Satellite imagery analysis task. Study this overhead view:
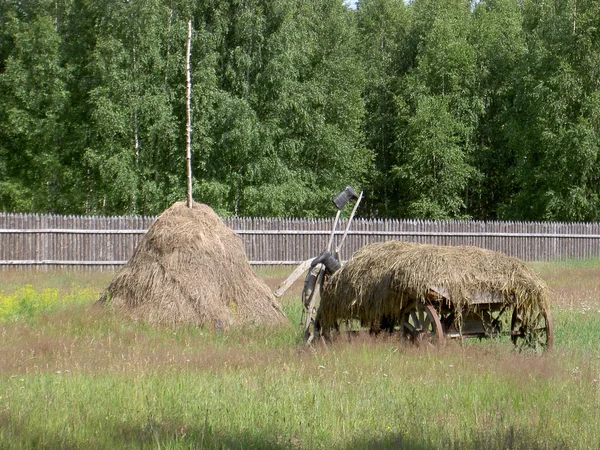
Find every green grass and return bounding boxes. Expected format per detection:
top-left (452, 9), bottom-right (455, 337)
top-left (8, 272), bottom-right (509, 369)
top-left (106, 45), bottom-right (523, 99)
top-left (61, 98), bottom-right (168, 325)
top-left (1, 261), bottom-right (600, 449)
top-left (2, 342), bottom-right (598, 449)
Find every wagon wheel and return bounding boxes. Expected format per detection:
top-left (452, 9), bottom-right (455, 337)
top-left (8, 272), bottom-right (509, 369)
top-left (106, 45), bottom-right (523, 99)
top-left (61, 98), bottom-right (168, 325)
top-left (511, 305), bottom-right (554, 352)
top-left (400, 301), bottom-right (444, 345)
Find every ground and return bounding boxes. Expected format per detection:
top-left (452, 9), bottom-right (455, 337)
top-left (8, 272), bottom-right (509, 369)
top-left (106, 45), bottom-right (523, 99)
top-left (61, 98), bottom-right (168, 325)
top-left (0, 261), bottom-right (599, 449)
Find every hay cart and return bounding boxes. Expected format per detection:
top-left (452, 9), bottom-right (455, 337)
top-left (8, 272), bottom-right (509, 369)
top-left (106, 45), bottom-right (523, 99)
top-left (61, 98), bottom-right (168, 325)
top-left (274, 194), bottom-right (553, 352)
top-left (313, 241), bottom-right (554, 352)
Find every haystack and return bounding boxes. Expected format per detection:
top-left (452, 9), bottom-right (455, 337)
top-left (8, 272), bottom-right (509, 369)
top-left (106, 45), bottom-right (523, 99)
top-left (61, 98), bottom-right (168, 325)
top-left (97, 201), bottom-right (286, 328)
top-left (317, 240), bottom-right (548, 331)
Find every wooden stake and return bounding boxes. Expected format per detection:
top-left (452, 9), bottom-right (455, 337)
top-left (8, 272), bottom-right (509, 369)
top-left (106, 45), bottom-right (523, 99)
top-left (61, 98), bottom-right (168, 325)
top-left (185, 19), bottom-right (193, 208)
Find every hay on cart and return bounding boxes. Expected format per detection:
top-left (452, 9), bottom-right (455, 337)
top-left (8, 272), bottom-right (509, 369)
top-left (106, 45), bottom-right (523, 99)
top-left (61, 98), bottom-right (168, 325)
top-left (97, 201), bottom-right (287, 328)
top-left (316, 240), bottom-right (549, 332)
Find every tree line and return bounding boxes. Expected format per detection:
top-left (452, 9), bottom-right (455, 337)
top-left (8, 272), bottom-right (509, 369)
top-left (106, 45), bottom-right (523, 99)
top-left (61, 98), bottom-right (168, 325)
top-left (1, 0), bottom-right (599, 221)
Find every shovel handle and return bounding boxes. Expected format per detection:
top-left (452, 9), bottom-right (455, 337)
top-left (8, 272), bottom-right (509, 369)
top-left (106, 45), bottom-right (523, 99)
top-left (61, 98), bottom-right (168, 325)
top-left (335, 191), bottom-right (363, 253)
top-left (326, 209), bottom-right (342, 252)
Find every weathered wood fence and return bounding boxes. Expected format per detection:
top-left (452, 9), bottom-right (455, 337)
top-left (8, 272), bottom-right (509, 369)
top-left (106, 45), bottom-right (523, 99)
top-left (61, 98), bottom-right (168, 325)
top-left (1, 213), bottom-right (600, 268)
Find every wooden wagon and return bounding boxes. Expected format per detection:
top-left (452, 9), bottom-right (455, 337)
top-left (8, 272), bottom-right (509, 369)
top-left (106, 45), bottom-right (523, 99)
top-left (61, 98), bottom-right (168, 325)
top-left (311, 240), bottom-right (554, 351)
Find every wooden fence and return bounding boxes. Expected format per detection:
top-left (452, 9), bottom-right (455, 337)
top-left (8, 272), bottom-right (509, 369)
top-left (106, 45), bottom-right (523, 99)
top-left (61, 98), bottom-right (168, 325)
top-left (1, 212), bottom-right (600, 269)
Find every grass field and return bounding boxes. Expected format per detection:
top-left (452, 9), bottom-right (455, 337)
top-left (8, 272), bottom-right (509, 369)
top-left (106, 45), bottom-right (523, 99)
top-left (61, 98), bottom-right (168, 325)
top-left (1, 261), bottom-right (600, 449)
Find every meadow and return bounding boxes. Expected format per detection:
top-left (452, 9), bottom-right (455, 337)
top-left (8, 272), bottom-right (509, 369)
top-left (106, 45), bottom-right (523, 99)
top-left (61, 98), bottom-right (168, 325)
top-left (1, 261), bottom-right (600, 449)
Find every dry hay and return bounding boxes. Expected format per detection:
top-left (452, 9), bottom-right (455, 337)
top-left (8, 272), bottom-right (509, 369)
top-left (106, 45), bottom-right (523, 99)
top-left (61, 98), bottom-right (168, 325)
top-left (97, 201), bottom-right (287, 328)
top-left (316, 240), bottom-right (549, 331)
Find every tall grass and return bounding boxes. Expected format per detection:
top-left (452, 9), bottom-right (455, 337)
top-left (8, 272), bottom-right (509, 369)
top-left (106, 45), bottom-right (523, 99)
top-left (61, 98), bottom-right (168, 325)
top-left (1, 261), bottom-right (600, 449)
top-left (1, 342), bottom-right (597, 449)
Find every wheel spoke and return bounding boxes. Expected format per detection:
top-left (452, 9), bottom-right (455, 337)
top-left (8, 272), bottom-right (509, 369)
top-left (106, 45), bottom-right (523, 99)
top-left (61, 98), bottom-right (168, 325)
top-left (417, 307), bottom-right (425, 326)
top-left (423, 315), bottom-right (432, 330)
top-left (410, 311), bottom-right (419, 328)
top-left (403, 321), bottom-right (416, 335)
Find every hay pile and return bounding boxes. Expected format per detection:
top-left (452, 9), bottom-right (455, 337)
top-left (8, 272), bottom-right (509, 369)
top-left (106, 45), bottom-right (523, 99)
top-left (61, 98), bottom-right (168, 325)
top-left (317, 240), bottom-right (548, 331)
top-left (98, 201), bottom-right (286, 328)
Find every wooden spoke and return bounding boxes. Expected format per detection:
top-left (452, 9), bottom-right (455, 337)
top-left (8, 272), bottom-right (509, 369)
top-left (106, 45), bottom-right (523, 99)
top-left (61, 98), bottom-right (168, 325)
top-left (423, 316), bottom-right (432, 329)
top-left (410, 311), bottom-right (419, 330)
top-left (403, 321), bottom-right (416, 334)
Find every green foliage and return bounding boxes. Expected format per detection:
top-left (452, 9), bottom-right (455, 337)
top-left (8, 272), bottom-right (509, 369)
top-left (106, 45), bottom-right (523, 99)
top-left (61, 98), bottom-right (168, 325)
top-left (497, 0), bottom-right (600, 220)
top-left (185, 0), bottom-right (369, 217)
top-left (467, 0), bottom-right (527, 218)
top-left (0, 2), bottom-right (68, 211)
top-left (1, 0), bottom-right (600, 220)
top-left (394, 95), bottom-right (475, 219)
top-left (360, 0), bottom-right (478, 218)
top-left (357, 0), bottom-right (410, 216)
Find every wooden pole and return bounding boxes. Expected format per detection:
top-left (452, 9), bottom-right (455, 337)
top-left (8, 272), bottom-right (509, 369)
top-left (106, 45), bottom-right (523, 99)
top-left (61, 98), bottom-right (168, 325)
top-left (185, 19), bottom-right (193, 208)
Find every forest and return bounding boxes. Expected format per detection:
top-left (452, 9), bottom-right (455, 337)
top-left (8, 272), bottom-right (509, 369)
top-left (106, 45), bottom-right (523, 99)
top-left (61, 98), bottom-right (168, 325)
top-left (0, 0), bottom-right (599, 221)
